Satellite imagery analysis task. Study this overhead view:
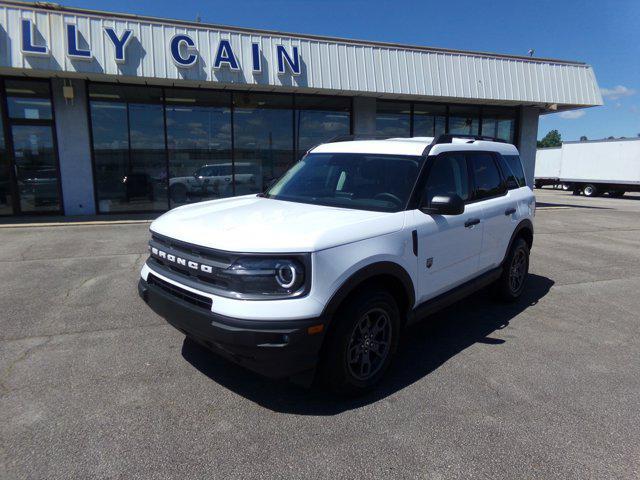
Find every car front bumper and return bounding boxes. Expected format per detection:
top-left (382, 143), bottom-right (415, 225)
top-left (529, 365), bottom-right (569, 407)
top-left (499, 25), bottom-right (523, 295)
top-left (138, 277), bottom-right (326, 380)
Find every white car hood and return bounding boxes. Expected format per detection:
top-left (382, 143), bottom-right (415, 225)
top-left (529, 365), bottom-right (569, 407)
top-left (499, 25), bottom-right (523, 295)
top-left (150, 195), bottom-right (405, 253)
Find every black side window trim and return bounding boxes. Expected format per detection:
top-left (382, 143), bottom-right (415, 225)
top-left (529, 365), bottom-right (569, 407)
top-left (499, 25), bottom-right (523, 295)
top-left (465, 150), bottom-right (508, 204)
top-left (414, 151), bottom-right (473, 207)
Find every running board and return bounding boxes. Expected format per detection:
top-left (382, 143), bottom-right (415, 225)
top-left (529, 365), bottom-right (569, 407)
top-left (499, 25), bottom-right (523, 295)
top-left (407, 267), bottom-right (503, 326)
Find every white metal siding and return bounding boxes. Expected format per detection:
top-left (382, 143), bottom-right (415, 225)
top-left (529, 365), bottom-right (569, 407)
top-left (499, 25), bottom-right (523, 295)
top-left (0, 3), bottom-right (602, 107)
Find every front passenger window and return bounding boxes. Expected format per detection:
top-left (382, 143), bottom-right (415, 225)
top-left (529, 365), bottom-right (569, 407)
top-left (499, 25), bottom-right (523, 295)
top-left (469, 153), bottom-right (506, 200)
top-left (422, 153), bottom-right (470, 207)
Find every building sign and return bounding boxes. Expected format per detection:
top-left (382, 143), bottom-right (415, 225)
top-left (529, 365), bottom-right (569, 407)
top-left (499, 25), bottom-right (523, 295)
top-left (20, 18), bottom-right (301, 75)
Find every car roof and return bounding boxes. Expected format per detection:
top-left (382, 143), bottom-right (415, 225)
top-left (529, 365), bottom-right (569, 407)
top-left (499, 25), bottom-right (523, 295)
top-left (310, 136), bottom-right (519, 156)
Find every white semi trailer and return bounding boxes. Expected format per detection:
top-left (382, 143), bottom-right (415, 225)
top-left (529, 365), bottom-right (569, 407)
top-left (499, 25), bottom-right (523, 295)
top-left (535, 138), bottom-right (640, 197)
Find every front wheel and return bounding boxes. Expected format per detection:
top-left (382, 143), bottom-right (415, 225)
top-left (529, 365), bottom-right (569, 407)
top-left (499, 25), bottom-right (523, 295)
top-left (321, 290), bottom-right (400, 395)
top-left (495, 238), bottom-right (530, 302)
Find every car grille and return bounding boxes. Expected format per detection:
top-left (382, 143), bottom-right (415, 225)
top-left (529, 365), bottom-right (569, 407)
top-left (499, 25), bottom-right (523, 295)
top-left (147, 273), bottom-right (212, 311)
top-left (148, 233), bottom-right (234, 290)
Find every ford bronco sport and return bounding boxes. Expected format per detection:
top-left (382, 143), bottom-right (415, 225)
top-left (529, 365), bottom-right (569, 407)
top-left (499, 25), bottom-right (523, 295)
top-left (138, 134), bottom-right (535, 394)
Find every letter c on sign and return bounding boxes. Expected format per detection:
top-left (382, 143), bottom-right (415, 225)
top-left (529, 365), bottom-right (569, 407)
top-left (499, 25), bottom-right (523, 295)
top-left (170, 34), bottom-right (197, 67)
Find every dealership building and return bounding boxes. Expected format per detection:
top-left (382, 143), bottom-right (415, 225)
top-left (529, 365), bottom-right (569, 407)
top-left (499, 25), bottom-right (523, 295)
top-left (0, 1), bottom-right (602, 216)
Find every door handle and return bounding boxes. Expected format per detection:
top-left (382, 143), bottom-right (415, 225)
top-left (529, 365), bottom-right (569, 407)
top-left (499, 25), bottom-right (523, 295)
top-left (504, 208), bottom-right (516, 216)
top-left (464, 218), bottom-right (480, 228)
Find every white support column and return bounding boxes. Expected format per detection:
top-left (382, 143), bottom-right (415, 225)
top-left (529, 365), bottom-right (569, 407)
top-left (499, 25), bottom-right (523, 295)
top-left (51, 78), bottom-right (96, 215)
top-left (517, 106), bottom-right (540, 188)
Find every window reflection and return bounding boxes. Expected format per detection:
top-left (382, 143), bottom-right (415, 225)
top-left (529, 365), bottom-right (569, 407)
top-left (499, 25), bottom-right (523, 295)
top-left (481, 107), bottom-right (517, 143)
top-left (413, 104), bottom-right (446, 137)
top-left (295, 95), bottom-right (350, 158)
top-left (166, 90), bottom-right (233, 207)
top-left (11, 125), bottom-right (60, 212)
top-left (127, 103), bottom-right (167, 211)
top-left (5, 80), bottom-right (53, 120)
top-left (233, 93), bottom-right (294, 194)
top-left (0, 106), bottom-right (11, 215)
top-left (375, 102), bottom-right (410, 137)
top-left (88, 85), bottom-right (353, 212)
top-left (448, 105), bottom-right (480, 136)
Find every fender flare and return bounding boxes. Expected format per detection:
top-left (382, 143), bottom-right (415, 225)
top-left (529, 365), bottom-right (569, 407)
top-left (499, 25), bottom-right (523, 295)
top-left (320, 261), bottom-right (415, 325)
top-left (503, 219), bottom-right (534, 264)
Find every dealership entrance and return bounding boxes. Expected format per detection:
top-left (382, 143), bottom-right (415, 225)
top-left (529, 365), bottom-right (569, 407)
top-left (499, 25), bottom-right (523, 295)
top-left (0, 78), bottom-right (63, 215)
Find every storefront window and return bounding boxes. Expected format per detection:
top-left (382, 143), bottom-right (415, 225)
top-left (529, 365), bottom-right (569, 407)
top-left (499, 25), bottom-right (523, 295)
top-left (165, 89), bottom-right (232, 207)
top-left (1, 78), bottom-right (61, 215)
top-left (375, 102), bottom-right (410, 137)
top-left (413, 104), bottom-right (446, 137)
top-left (295, 95), bottom-right (350, 158)
top-left (233, 93), bottom-right (294, 194)
top-left (481, 107), bottom-right (517, 143)
top-left (90, 101), bottom-right (129, 212)
top-left (89, 85), bottom-right (167, 212)
top-left (0, 106), bottom-right (11, 215)
top-left (127, 102), bottom-right (167, 211)
top-left (448, 105), bottom-right (480, 136)
top-left (5, 80), bottom-right (53, 120)
top-left (11, 124), bottom-right (60, 212)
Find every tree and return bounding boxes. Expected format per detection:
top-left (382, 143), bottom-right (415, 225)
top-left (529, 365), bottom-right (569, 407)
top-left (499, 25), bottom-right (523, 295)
top-left (580, 135), bottom-right (588, 141)
top-left (537, 130), bottom-right (562, 148)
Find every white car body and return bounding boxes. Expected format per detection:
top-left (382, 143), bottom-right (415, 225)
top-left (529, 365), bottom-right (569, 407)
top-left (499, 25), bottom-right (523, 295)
top-left (139, 135), bottom-right (535, 384)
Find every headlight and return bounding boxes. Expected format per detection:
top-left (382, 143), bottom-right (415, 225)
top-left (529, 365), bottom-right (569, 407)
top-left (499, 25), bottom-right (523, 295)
top-left (224, 257), bottom-right (307, 298)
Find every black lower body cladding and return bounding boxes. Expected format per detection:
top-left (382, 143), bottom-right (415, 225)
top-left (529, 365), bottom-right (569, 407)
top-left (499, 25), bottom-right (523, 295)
top-left (138, 277), bottom-right (325, 379)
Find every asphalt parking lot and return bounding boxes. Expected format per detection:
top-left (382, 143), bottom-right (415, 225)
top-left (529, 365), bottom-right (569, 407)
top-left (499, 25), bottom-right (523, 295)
top-left (1, 189), bottom-right (639, 479)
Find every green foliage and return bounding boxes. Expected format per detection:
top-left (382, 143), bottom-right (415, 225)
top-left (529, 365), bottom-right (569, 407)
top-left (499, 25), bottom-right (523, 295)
top-left (537, 130), bottom-right (562, 148)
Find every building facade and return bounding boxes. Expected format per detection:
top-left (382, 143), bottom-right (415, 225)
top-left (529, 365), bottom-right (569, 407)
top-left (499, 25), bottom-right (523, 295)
top-left (0, 1), bottom-right (602, 216)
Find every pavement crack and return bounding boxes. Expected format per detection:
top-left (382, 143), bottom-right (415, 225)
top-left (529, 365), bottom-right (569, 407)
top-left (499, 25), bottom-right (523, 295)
top-left (0, 337), bottom-right (53, 395)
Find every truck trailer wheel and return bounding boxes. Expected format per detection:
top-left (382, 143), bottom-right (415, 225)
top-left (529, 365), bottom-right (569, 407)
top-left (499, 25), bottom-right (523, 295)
top-left (321, 290), bottom-right (400, 395)
top-left (582, 184), bottom-right (598, 197)
top-left (609, 190), bottom-right (625, 198)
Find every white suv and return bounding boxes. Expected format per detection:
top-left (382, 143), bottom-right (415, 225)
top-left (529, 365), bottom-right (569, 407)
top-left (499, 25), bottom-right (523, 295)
top-left (139, 135), bottom-right (535, 394)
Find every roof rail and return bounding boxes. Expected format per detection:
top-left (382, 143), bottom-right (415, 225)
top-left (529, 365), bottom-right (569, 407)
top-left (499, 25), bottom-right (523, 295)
top-left (327, 134), bottom-right (401, 143)
top-left (431, 134), bottom-right (508, 145)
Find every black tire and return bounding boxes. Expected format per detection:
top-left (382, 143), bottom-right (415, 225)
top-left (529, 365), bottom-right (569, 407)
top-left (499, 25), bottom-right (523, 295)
top-left (494, 238), bottom-right (530, 302)
top-left (609, 190), bottom-right (625, 198)
top-left (321, 290), bottom-right (400, 395)
top-left (534, 181), bottom-right (542, 189)
top-left (582, 184), bottom-right (598, 197)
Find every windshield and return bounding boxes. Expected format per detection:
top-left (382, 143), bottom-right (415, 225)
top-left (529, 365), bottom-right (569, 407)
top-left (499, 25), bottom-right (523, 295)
top-left (265, 152), bottom-right (423, 212)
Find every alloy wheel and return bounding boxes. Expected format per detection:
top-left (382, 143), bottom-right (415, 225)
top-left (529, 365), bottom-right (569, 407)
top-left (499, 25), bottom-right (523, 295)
top-left (346, 307), bottom-right (392, 381)
top-left (509, 248), bottom-right (527, 293)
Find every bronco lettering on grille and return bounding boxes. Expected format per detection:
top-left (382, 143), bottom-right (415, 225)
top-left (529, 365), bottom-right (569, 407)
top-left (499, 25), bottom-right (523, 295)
top-left (150, 246), bottom-right (215, 274)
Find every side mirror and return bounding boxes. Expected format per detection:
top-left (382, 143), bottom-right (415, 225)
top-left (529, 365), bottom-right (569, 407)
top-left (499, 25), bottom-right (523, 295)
top-left (420, 194), bottom-right (465, 215)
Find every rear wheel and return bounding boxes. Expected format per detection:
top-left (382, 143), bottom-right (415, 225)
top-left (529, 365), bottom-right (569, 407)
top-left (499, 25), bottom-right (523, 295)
top-left (583, 184), bottom-right (598, 197)
top-left (609, 190), bottom-right (625, 198)
top-left (495, 238), bottom-right (530, 302)
top-left (321, 290), bottom-right (400, 395)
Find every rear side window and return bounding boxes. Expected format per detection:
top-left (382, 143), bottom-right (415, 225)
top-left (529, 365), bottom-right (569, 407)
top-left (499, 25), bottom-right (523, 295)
top-left (469, 152), bottom-right (506, 200)
top-left (422, 153), bottom-right (470, 206)
top-left (502, 154), bottom-right (526, 188)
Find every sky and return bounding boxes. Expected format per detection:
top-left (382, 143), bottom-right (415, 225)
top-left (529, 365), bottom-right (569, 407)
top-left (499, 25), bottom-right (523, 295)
top-left (56, 0), bottom-right (640, 142)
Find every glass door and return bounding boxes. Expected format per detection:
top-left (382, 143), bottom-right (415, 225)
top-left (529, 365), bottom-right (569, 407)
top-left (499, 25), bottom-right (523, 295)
top-left (1, 78), bottom-right (62, 215)
top-left (11, 124), bottom-right (60, 213)
top-left (0, 108), bottom-right (12, 215)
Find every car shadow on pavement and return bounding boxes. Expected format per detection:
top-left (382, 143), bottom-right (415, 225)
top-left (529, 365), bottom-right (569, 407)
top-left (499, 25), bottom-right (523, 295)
top-left (181, 273), bottom-right (554, 415)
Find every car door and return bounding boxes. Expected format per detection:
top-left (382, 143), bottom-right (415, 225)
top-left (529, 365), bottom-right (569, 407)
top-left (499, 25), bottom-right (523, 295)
top-left (413, 152), bottom-right (484, 304)
top-left (467, 152), bottom-right (513, 270)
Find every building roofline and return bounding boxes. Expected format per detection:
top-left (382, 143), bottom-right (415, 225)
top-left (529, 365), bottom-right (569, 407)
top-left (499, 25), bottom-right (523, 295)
top-left (562, 137), bottom-right (640, 145)
top-left (8, 0), bottom-right (590, 67)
